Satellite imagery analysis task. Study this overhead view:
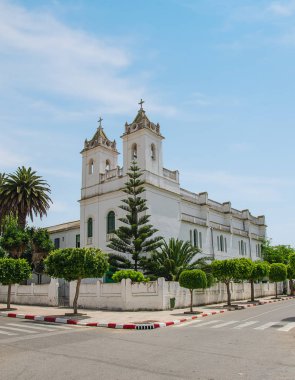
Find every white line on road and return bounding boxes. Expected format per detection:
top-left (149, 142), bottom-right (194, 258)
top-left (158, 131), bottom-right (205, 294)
top-left (241, 301), bottom-right (295, 322)
top-left (277, 322), bottom-right (295, 332)
top-left (7, 323), bottom-right (56, 332)
top-left (174, 319), bottom-right (203, 328)
top-left (193, 320), bottom-right (222, 328)
top-left (0, 329), bottom-right (17, 336)
top-left (234, 321), bottom-right (258, 329)
top-left (0, 326), bottom-right (37, 334)
top-left (254, 322), bottom-right (279, 330)
top-left (212, 321), bottom-right (238, 329)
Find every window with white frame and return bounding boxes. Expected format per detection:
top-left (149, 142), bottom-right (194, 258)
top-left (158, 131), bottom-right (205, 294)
top-left (256, 243), bottom-right (262, 258)
top-left (88, 159), bottom-right (94, 175)
top-left (217, 235), bottom-right (227, 252)
top-left (239, 240), bottom-right (247, 256)
top-left (193, 229), bottom-right (203, 249)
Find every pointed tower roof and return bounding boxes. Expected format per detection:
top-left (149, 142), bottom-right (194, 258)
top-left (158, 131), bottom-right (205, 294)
top-left (83, 118), bottom-right (118, 153)
top-left (122, 100), bottom-right (163, 138)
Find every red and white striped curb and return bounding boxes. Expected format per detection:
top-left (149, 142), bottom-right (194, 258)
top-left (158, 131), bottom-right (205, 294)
top-left (0, 297), bottom-right (293, 330)
top-left (0, 310), bottom-right (226, 330)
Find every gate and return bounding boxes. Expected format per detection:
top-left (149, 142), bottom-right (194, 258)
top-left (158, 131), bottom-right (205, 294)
top-left (58, 279), bottom-right (69, 307)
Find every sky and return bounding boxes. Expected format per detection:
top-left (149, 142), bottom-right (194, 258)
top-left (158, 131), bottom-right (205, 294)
top-left (0, 0), bottom-right (295, 246)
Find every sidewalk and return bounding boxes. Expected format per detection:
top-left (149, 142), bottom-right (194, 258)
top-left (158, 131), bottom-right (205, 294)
top-left (0, 295), bottom-right (293, 330)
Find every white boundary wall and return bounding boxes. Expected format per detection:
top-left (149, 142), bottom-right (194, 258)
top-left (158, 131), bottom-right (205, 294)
top-left (0, 278), bottom-right (285, 310)
top-left (70, 278), bottom-right (285, 311)
top-left (0, 279), bottom-right (59, 306)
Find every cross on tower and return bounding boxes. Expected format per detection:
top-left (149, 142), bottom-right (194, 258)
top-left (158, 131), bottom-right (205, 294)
top-left (138, 99), bottom-right (144, 110)
top-left (98, 117), bottom-right (103, 128)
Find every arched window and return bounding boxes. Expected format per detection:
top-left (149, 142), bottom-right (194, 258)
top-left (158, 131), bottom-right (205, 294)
top-left (151, 144), bottom-right (156, 160)
top-left (131, 143), bottom-right (137, 160)
top-left (107, 211), bottom-right (115, 234)
top-left (193, 229), bottom-right (198, 247)
top-left (87, 218), bottom-right (93, 238)
top-left (190, 230), bottom-right (193, 244)
top-left (105, 160), bottom-right (110, 171)
top-left (89, 159), bottom-right (94, 175)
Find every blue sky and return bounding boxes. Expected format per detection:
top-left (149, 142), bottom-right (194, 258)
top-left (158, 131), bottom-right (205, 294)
top-left (0, 0), bottom-right (295, 245)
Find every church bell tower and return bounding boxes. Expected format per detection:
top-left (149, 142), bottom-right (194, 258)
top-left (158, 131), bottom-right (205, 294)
top-left (121, 100), bottom-right (164, 176)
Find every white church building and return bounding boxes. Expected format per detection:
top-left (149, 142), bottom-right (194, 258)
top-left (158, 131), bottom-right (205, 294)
top-left (48, 103), bottom-right (266, 262)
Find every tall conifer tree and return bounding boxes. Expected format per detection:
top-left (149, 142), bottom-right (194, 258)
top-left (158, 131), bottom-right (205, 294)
top-left (108, 161), bottom-right (163, 271)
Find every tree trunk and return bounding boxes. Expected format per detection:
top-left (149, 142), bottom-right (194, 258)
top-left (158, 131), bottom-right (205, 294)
top-left (190, 289), bottom-right (193, 313)
top-left (73, 278), bottom-right (81, 314)
top-left (226, 282), bottom-right (231, 306)
top-left (275, 282), bottom-right (278, 299)
top-left (250, 279), bottom-right (255, 302)
top-left (134, 259), bottom-right (138, 272)
top-left (7, 284), bottom-right (12, 309)
top-left (289, 279), bottom-right (294, 296)
top-left (17, 208), bottom-right (27, 230)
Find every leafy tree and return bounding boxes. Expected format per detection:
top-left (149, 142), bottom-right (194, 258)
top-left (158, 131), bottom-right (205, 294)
top-left (0, 258), bottom-right (31, 309)
top-left (108, 162), bottom-right (163, 271)
top-left (0, 216), bottom-right (29, 258)
top-left (44, 248), bottom-right (109, 314)
top-left (269, 263), bottom-right (287, 298)
top-left (262, 240), bottom-right (294, 264)
top-left (0, 172), bottom-right (6, 230)
top-left (24, 227), bottom-right (54, 274)
top-left (211, 258), bottom-right (251, 306)
top-left (248, 261), bottom-right (270, 302)
top-left (0, 166), bottom-right (52, 229)
top-left (179, 269), bottom-right (207, 313)
top-left (112, 269), bottom-right (149, 283)
top-left (287, 264), bottom-right (295, 296)
top-left (0, 246), bottom-right (7, 258)
top-left (140, 238), bottom-right (209, 281)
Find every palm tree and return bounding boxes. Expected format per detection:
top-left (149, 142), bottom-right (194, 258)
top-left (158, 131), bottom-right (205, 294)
top-left (141, 238), bottom-right (210, 281)
top-left (0, 167), bottom-right (52, 229)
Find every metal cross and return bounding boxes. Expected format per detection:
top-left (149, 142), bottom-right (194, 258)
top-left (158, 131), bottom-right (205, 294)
top-left (98, 117), bottom-right (103, 127)
top-left (138, 99), bottom-right (144, 110)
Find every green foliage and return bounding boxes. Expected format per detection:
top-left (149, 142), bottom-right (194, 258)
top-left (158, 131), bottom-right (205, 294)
top-left (205, 272), bottom-right (215, 288)
top-left (112, 269), bottom-right (149, 283)
top-left (289, 253), bottom-right (295, 271)
top-left (287, 264), bottom-right (295, 280)
top-left (0, 216), bottom-right (29, 257)
top-left (179, 269), bottom-right (207, 290)
top-left (108, 162), bottom-right (163, 270)
top-left (0, 166), bottom-right (52, 228)
top-left (0, 246), bottom-right (7, 258)
top-left (235, 258), bottom-right (253, 280)
top-left (140, 238), bottom-right (209, 281)
top-left (211, 259), bottom-right (239, 284)
top-left (262, 240), bottom-right (294, 264)
top-left (44, 248), bottom-right (109, 282)
top-left (250, 261), bottom-right (270, 281)
top-left (269, 263), bottom-right (287, 282)
top-left (0, 258), bottom-right (31, 285)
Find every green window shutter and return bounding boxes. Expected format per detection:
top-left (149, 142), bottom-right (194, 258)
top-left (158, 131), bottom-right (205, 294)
top-left (107, 211), bottom-right (115, 233)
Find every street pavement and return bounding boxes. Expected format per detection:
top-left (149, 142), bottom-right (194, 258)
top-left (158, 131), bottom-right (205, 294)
top-left (0, 299), bottom-right (295, 380)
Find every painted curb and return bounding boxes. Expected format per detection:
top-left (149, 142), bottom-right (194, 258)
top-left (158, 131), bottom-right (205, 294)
top-left (0, 297), bottom-right (293, 330)
top-left (0, 310), bottom-right (226, 330)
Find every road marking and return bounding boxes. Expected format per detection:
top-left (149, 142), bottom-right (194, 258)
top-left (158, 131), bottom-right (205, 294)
top-left (174, 320), bottom-right (203, 327)
top-left (241, 301), bottom-right (295, 322)
top-left (0, 329), bottom-right (17, 336)
top-left (193, 320), bottom-right (222, 328)
top-left (0, 326), bottom-right (37, 334)
top-left (277, 322), bottom-right (295, 332)
top-left (212, 321), bottom-right (238, 329)
top-left (7, 323), bottom-right (56, 332)
top-left (234, 321), bottom-right (258, 329)
top-left (254, 322), bottom-right (279, 330)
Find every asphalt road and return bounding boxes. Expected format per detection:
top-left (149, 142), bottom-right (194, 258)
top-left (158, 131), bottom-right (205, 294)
top-left (1, 299), bottom-right (295, 380)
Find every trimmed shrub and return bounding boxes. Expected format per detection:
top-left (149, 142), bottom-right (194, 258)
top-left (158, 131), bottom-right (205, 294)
top-left (269, 263), bottom-right (287, 298)
top-left (179, 269), bottom-right (207, 313)
top-left (112, 269), bottom-right (149, 283)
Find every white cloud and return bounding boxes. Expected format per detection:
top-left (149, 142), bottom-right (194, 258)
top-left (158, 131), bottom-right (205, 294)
top-left (181, 170), bottom-right (294, 204)
top-left (268, 1), bottom-right (295, 16)
top-left (0, 147), bottom-right (29, 170)
top-left (0, 1), bottom-right (176, 118)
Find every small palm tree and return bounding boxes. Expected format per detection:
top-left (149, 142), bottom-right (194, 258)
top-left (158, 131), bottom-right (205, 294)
top-left (141, 238), bottom-right (209, 281)
top-left (0, 167), bottom-right (52, 229)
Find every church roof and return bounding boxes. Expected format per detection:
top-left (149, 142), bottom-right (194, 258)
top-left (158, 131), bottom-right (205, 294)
top-left (123, 106), bottom-right (163, 137)
top-left (83, 124), bottom-right (118, 153)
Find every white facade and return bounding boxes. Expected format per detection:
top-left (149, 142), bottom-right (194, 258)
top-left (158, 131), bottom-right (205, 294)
top-left (48, 105), bottom-right (266, 261)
